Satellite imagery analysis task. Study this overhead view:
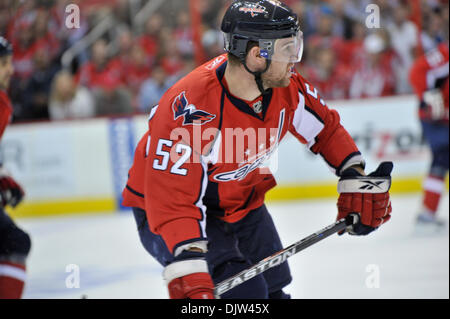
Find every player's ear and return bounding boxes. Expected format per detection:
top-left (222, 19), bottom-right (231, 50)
top-left (246, 46), bottom-right (266, 71)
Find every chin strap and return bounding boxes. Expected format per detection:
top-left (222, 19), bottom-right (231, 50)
top-left (241, 58), bottom-right (272, 95)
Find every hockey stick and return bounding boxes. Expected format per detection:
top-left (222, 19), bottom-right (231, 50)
top-left (214, 213), bottom-right (359, 297)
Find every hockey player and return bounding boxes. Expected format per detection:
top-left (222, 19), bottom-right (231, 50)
top-left (122, 0), bottom-right (393, 299)
top-left (0, 36), bottom-right (31, 299)
top-left (409, 42), bottom-right (449, 229)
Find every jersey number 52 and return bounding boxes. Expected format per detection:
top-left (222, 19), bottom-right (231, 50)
top-left (152, 138), bottom-right (192, 176)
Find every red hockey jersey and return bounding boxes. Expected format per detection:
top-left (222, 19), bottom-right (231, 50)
top-left (0, 90), bottom-right (13, 140)
top-left (122, 55), bottom-right (363, 253)
top-left (409, 43), bottom-right (449, 122)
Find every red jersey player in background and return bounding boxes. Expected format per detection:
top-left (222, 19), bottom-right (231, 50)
top-left (122, 0), bottom-right (393, 299)
top-left (409, 40), bottom-right (449, 231)
top-left (0, 36), bottom-right (31, 299)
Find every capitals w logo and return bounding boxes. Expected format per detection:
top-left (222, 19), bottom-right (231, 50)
top-left (172, 91), bottom-right (216, 125)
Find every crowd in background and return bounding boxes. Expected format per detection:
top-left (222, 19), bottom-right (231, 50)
top-left (0, 0), bottom-right (448, 122)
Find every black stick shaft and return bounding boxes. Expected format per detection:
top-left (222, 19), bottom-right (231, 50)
top-left (214, 215), bottom-right (356, 297)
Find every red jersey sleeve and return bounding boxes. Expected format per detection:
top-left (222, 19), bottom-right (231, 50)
top-left (0, 90), bottom-right (13, 141)
top-left (409, 44), bottom-right (449, 97)
top-left (142, 86), bottom-right (220, 254)
top-left (409, 44), bottom-right (449, 122)
top-left (288, 73), bottom-right (363, 175)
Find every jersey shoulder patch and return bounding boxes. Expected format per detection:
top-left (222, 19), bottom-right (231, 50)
top-left (172, 91), bottom-right (216, 125)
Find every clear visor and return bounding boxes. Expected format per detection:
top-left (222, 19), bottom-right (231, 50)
top-left (262, 31), bottom-right (304, 64)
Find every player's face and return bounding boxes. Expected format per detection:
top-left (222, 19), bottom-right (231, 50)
top-left (261, 59), bottom-right (294, 89)
top-left (0, 55), bottom-right (14, 90)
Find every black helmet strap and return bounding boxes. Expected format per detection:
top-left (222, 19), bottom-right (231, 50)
top-left (241, 57), bottom-right (272, 96)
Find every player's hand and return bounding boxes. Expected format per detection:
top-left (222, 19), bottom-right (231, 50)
top-left (0, 170), bottom-right (25, 208)
top-left (163, 251), bottom-right (215, 299)
top-left (336, 162), bottom-right (393, 235)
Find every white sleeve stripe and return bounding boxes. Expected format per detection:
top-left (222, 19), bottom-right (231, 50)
top-left (196, 157), bottom-right (209, 238)
top-left (145, 135), bottom-right (151, 157)
top-left (145, 105), bottom-right (159, 157)
top-left (148, 105), bottom-right (159, 121)
top-left (0, 265), bottom-right (26, 282)
top-left (304, 105), bottom-right (324, 124)
top-left (300, 110), bottom-right (324, 142)
top-left (292, 92), bottom-right (305, 133)
top-left (292, 92), bottom-right (325, 143)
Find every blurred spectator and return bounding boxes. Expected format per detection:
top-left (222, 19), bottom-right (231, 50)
top-left (113, 0), bottom-right (133, 26)
top-left (120, 43), bottom-right (152, 110)
top-left (114, 26), bottom-right (134, 63)
top-left (339, 21), bottom-right (367, 66)
top-left (349, 32), bottom-right (396, 99)
top-left (20, 47), bottom-right (59, 120)
top-left (110, 27), bottom-right (152, 102)
top-left (1, 0), bottom-right (448, 121)
top-left (49, 70), bottom-right (95, 120)
top-left (386, 3), bottom-right (418, 94)
top-left (158, 31), bottom-right (186, 77)
top-left (8, 21), bottom-right (59, 122)
top-left (76, 38), bottom-right (132, 116)
top-left (3, 0), bottom-right (37, 41)
top-left (421, 5), bottom-right (449, 52)
top-left (202, 29), bottom-right (224, 61)
top-left (300, 1), bottom-right (327, 38)
top-left (174, 11), bottom-right (194, 59)
top-left (173, 57), bottom-right (196, 81)
top-left (300, 46), bottom-right (351, 100)
top-left (306, 6), bottom-right (347, 68)
top-left (328, 0), bottom-right (354, 39)
top-left (138, 13), bottom-right (163, 66)
top-left (373, 0), bottom-right (399, 27)
top-left (442, 4), bottom-right (449, 44)
top-left (93, 80), bottom-right (132, 116)
top-left (76, 38), bottom-right (122, 89)
top-left (340, 0), bottom-right (372, 24)
top-left (11, 22), bottom-right (37, 80)
top-left (138, 65), bottom-right (175, 114)
top-left (201, 2), bottom-right (228, 61)
top-left (0, 1), bottom-right (15, 37)
top-left (197, 0), bottom-right (229, 30)
top-left (80, 0), bottom-right (119, 24)
top-left (32, 8), bottom-right (60, 61)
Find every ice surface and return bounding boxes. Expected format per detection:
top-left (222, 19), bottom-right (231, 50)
top-left (17, 193), bottom-right (448, 299)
